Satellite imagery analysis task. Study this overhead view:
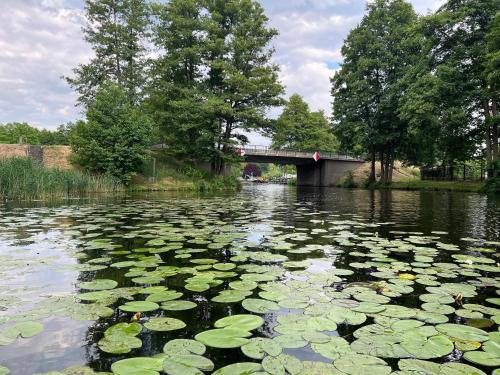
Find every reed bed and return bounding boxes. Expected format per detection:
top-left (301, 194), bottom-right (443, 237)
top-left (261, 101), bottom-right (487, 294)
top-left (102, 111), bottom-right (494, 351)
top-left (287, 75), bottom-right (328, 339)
top-left (0, 158), bottom-right (122, 200)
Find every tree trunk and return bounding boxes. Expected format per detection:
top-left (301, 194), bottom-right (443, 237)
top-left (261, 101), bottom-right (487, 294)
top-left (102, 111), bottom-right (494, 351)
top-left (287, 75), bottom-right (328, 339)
top-left (369, 149), bottom-right (376, 183)
top-left (492, 100), bottom-right (498, 161)
top-left (380, 151), bottom-right (385, 184)
top-left (483, 99), bottom-right (493, 163)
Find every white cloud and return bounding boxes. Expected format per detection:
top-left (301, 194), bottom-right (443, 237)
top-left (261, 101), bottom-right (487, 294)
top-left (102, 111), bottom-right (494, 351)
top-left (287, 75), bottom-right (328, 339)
top-left (0, 0), bottom-right (446, 131)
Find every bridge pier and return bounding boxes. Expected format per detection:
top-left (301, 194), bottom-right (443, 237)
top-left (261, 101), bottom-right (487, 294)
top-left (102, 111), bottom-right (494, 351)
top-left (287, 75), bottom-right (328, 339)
top-left (296, 160), bottom-right (364, 187)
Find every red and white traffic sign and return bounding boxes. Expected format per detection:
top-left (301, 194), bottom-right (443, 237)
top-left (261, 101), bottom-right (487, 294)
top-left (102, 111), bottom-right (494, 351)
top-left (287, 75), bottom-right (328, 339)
top-left (236, 147), bottom-right (245, 157)
top-left (312, 151), bottom-right (320, 162)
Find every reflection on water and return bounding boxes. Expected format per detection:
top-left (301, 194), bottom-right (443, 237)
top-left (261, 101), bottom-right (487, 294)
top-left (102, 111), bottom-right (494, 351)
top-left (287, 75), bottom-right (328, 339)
top-left (0, 185), bottom-right (498, 374)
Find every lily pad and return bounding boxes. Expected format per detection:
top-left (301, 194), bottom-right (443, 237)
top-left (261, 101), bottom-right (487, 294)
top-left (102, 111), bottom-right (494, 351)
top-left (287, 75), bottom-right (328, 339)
top-left (212, 363), bottom-right (262, 375)
top-left (111, 357), bottom-right (163, 375)
top-left (214, 314), bottom-right (264, 331)
top-left (119, 301), bottom-right (159, 313)
top-left (435, 323), bottom-right (489, 342)
top-left (242, 298), bottom-right (280, 314)
top-left (144, 318), bottom-right (186, 332)
top-left (334, 354), bottom-right (391, 375)
top-left (195, 328), bottom-right (251, 348)
top-left (78, 279), bottom-right (118, 290)
top-left (161, 300), bottom-right (197, 311)
top-left (241, 337), bottom-right (282, 359)
top-left (163, 339), bottom-right (206, 356)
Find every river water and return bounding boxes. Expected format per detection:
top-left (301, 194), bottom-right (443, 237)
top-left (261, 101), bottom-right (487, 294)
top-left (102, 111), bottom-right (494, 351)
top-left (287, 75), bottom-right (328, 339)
top-left (0, 185), bottom-right (498, 374)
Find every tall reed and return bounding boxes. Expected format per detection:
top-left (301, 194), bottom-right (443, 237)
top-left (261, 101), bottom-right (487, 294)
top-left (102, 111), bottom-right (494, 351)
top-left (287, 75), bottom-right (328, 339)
top-left (0, 158), bottom-right (122, 200)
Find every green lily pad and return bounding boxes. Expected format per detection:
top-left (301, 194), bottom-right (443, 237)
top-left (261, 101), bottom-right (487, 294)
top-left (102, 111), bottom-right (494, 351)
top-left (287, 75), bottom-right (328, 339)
top-left (161, 300), bottom-right (197, 311)
top-left (273, 334), bottom-right (308, 349)
top-left (144, 318), bottom-right (186, 332)
top-left (163, 354), bottom-right (214, 374)
top-left (195, 328), bottom-right (251, 348)
top-left (463, 350), bottom-right (500, 367)
top-left (111, 357), bottom-right (163, 375)
top-left (242, 298), bottom-right (280, 314)
top-left (78, 279), bottom-right (118, 290)
top-left (311, 336), bottom-right (352, 360)
top-left (297, 361), bottom-right (339, 375)
top-left (334, 354), bottom-right (391, 375)
top-left (214, 314), bottom-right (264, 331)
top-left (163, 339), bottom-right (206, 356)
top-left (212, 363), bottom-right (262, 375)
top-left (241, 337), bottom-right (282, 359)
top-left (146, 291), bottom-right (183, 303)
top-left (435, 323), bottom-right (489, 342)
top-left (262, 353), bottom-right (303, 375)
top-left (400, 333), bottom-right (454, 359)
top-left (119, 301), bottom-right (159, 312)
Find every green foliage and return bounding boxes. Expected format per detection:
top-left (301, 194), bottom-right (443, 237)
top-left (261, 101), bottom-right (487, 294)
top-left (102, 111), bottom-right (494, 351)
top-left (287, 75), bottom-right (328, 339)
top-left (272, 94), bottom-right (338, 152)
top-left (341, 171), bottom-right (358, 188)
top-left (480, 161), bottom-right (500, 193)
top-left (0, 122), bottom-right (40, 144)
top-left (0, 158), bottom-right (122, 200)
top-left (331, 0), bottom-right (418, 183)
top-left (148, 0), bottom-right (284, 173)
top-left (0, 123), bottom-right (73, 145)
top-left (70, 82), bottom-right (153, 183)
top-left (66, 0), bottom-right (151, 106)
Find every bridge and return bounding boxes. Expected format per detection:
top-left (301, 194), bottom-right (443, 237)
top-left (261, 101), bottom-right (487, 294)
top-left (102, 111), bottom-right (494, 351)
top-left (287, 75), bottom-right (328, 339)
top-left (241, 146), bottom-right (365, 187)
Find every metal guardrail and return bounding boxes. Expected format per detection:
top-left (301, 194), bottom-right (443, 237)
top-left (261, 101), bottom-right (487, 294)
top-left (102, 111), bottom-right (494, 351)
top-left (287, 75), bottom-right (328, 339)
top-left (241, 145), bottom-right (364, 162)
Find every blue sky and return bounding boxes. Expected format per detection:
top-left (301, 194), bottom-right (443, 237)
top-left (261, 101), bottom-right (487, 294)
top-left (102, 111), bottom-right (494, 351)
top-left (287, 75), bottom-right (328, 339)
top-left (0, 0), bottom-right (444, 143)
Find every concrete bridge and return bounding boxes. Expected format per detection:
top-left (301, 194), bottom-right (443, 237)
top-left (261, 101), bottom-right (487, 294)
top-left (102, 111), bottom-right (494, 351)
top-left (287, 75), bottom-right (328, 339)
top-left (241, 146), bottom-right (365, 187)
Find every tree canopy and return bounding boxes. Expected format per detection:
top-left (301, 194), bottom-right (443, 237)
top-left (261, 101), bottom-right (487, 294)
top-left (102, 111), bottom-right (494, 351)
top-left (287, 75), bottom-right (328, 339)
top-left (272, 94), bottom-right (338, 152)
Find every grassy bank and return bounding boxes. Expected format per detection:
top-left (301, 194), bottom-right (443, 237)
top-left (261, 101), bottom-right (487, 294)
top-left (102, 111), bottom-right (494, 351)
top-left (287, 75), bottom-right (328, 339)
top-left (381, 179), bottom-right (483, 192)
top-left (0, 158), bottom-right (122, 201)
top-left (131, 163), bottom-right (240, 192)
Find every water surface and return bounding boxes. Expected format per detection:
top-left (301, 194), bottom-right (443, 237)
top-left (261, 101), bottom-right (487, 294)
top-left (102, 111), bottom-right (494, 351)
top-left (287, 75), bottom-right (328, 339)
top-left (0, 185), bottom-right (498, 374)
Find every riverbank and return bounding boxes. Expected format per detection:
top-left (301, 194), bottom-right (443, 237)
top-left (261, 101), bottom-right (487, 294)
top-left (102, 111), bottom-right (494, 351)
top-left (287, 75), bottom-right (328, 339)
top-left (0, 158), bottom-right (122, 200)
top-left (385, 179), bottom-right (483, 192)
top-left (130, 162), bottom-right (241, 192)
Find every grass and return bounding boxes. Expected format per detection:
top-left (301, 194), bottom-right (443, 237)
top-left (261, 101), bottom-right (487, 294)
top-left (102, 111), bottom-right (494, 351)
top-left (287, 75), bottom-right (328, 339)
top-left (0, 158), bottom-right (123, 201)
top-left (130, 162), bottom-right (240, 192)
top-left (388, 178), bottom-right (483, 193)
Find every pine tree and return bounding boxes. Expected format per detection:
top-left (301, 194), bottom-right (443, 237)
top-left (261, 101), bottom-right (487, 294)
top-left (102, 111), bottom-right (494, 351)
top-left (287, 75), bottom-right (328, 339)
top-left (66, 0), bottom-right (150, 106)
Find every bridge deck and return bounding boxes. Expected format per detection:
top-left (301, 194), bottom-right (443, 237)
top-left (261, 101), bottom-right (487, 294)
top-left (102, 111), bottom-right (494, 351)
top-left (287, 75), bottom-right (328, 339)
top-left (242, 146), bottom-right (363, 162)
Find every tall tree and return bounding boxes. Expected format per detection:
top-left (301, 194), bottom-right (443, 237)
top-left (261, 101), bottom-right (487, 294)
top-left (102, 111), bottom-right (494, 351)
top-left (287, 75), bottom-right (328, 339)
top-left (400, 0), bottom-right (498, 171)
top-left (272, 94), bottom-right (338, 152)
top-left (67, 0), bottom-right (150, 106)
top-left (148, 0), bottom-right (213, 162)
top-left (331, 0), bottom-right (418, 183)
top-left (204, 0), bottom-right (284, 173)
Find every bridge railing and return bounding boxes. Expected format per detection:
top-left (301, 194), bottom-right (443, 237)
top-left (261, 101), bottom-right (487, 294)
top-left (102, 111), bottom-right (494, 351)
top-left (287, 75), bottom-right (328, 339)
top-left (241, 145), bottom-right (364, 162)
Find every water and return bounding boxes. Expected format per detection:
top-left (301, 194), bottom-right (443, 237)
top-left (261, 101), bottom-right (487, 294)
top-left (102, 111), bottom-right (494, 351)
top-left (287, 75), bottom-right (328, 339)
top-left (0, 185), bottom-right (498, 374)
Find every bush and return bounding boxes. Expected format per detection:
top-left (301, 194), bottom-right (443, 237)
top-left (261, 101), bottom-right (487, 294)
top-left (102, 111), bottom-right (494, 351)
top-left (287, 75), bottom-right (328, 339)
top-left (342, 171), bottom-right (358, 188)
top-left (0, 158), bottom-right (122, 200)
top-left (480, 161), bottom-right (500, 193)
top-left (70, 82), bottom-right (153, 184)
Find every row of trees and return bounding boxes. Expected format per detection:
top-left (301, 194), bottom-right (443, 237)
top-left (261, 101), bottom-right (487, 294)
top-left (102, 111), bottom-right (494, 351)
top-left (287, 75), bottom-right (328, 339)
top-left (67, 0), bottom-right (286, 180)
top-left (332, 0), bottom-right (499, 183)
top-left (0, 123), bottom-right (72, 145)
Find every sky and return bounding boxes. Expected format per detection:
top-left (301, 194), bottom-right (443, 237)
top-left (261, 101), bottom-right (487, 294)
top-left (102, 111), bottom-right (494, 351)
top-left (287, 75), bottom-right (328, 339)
top-left (0, 0), bottom-right (444, 143)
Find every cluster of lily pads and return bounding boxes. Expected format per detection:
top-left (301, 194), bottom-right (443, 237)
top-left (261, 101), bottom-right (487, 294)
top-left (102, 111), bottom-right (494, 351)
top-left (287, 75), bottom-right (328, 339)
top-left (0, 197), bottom-right (498, 375)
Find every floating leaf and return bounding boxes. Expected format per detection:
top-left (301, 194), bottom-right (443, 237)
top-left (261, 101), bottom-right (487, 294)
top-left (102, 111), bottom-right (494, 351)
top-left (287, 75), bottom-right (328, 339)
top-left (163, 339), bottom-right (206, 356)
top-left (111, 357), bottom-right (163, 375)
top-left (144, 318), bottom-right (185, 332)
top-left (214, 314), bottom-right (264, 331)
top-left (242, 298), bottom-right (279, 314)
top-left (78, 279), bottom-right (118, 291)
top-left (241, 337), bottom-right (282, 359)
top-left (119, 301), bottom-right (159, 313)
top-left (212, 363), bottom-right (262, 375)
top-left (161, 300), bottom-right (197, 311)
top-left (195, 328), bottom-right (251, 348)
